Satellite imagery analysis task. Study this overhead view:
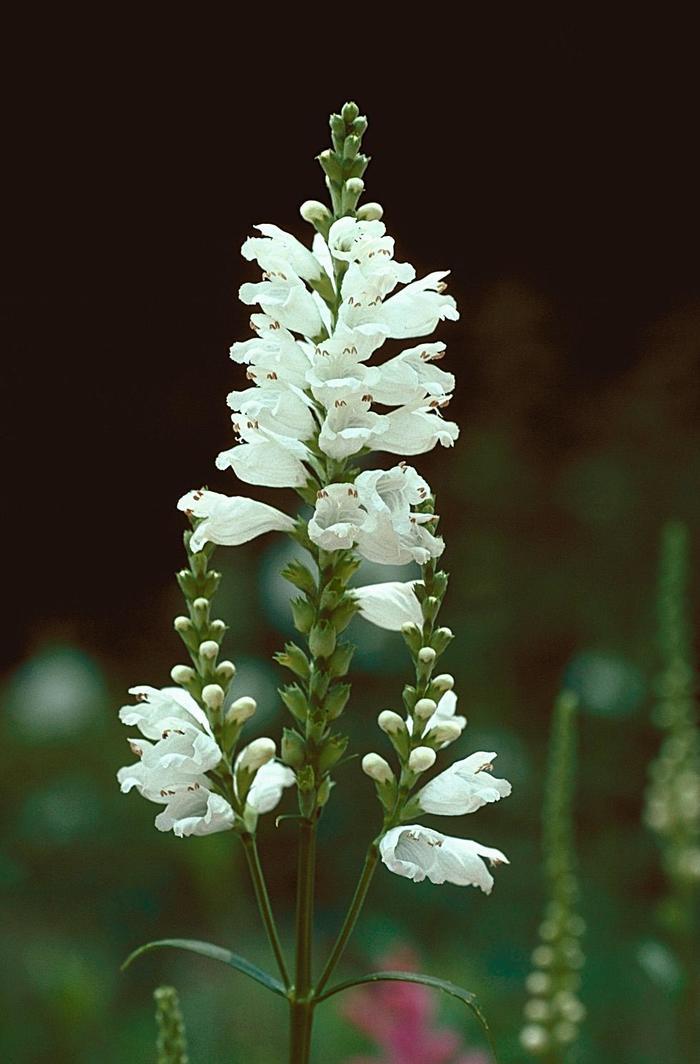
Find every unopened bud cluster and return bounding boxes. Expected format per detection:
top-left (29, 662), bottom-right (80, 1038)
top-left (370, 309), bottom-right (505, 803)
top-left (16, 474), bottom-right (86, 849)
top-left (277, 549), bottom-right (358, 817)
top-left (521, 693), bottom-right (586, 1056)
top-left (644, 522), bottom-right (700, 892)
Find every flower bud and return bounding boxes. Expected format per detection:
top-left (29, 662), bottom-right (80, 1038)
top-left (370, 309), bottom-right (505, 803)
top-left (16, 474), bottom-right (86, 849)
top-left (430, 719), bottom-right (463, 744)
top-left (216, 660), bottom-right (236, 681)
top-left (345, 177), bottom-right (364, 195)
top-left (170, 664), bottom-right (195, 685)
top-left (209, 619), bottom-right (226, 638)
top-left (202, 684), bottom-right (225, 710)
top-left (378, 710), bottom-right (405, 735)
top-left (414, 698), bottom-right (437, 723)
top-left (408, 746), bottom-right (437, 773)
top-left (199, 640), bottom-right (219, 660)
top-left (237, 737), bottom-right (275, 773)
top-left (356, 202), bottom-right (383, 221)
top-left (431, 673), bottom-right (455, 694)
top-left (227, 696), bottom-right (257, 725)
top-left (300, 199), bottom-right (332, 226)
top-left (193, 596), bottom-right (209, 612)
top-left (173, 616), bottom-right (192, 633)
top-left (417, 646), bottom-right (436, 665)
top-left (361, 752), bottom-right (394, 784)
top-left (520, 1025), bottom-right (549, 1052)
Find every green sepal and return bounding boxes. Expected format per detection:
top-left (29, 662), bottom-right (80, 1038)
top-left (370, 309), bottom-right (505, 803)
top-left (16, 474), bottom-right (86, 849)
top-left (402, 685), bottom-right (418, 714)
top-left (121, 938), bottom-right (286, 999)
top-left (279, 684), bottom-right (309, 723)
top-left (309, 620), bottom-right (337, 659)
top-left (401, 623), bottom-right (424, 656)
top-left (318, 149), bottom-right (343, 183)
top-left (318, 733), bottom-right (349, 774)
top-left (400, 796), bottom-right (423, 822)
top-left (375, 776), bottom-right (398, 811)
top-left (290, 596), bottom-right (315, 634)
top-left (281, 560), bottom-right (318, 597)
top-left (316, 775), bottom-right (334, 807)
top-left (422, 595), bottom-right (441, 623)
top-left (281, 728), bottom-right (307, 769)
top-left (323, 682), bottom-right (351, 720)
top-left (327, 642), bottom-right (355, 678)
top-left (176, 569), bottom-right (198, 599)
top-left (331, 596), bottom-right (359, 633)
top-left (431, 571), bottom-right (449, 598)
top-left (308, 667), bottom-right (330, 703)
top-left (333, 555), bottom-right (362, 584)
top-left (274, 643), bottom-right (310, 680)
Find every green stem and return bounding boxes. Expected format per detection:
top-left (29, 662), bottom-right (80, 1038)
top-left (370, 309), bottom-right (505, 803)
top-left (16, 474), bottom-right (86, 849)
top-left (241, 833), bottom-right (290, 989)
top-left (290, 816), bottom-right (317, 1063)
top-left (315, 841), bottom-right (380, 996)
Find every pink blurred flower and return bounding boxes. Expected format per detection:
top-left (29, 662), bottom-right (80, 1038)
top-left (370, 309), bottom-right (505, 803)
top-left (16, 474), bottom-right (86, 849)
top-left (342, 947), bottom-right (489, 1064)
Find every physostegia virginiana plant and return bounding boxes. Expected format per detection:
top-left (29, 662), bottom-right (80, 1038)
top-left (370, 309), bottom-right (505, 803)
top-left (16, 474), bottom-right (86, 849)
top-left (118, 102), bottom-right (512, 1063)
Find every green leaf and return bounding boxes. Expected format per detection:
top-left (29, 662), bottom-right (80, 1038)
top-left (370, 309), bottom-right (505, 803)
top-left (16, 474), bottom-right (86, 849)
top-left (121, 938), bottom-right (287, 998)
top-left (316, 970), bottom-right (496, 1056)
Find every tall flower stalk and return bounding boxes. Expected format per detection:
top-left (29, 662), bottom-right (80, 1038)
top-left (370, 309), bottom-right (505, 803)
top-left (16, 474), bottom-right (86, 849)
top-left (520, 692), bottom-right (586, 1060)
top-left (119, 102), bottom-right (511, 1063)
top-left (644, 521), bottom-right (700, 1056)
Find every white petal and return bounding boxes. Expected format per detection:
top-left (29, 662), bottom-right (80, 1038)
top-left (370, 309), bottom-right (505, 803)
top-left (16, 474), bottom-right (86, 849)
top-left (239, 279), bottom-right (324, 338)
top-left (380, 825), bottom-right (508, 893)
top-left (308, 483), bottom-right (365, 551)
top-left (216, 440), bottom-right (309, 489)
top-left (246, 761), bottom-right (296, 814)
top-left (120, 685), bottom-right (212, 738)
top-left (353, 580), bottom-right (423, 631)
top-left (375, 406), bottom-right (459, 456)
top-left (155, 786), bottom-right (235, 837)
top-left (178, 489), bottom-right (295, 550)
top-left (242, 224), bottom-right (322, 282)
top-left (417, 752), bottom-right (512, 815)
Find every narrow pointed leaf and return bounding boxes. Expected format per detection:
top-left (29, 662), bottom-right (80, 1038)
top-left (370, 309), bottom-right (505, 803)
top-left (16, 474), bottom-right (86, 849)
top-left (122, 938), bottom-right (286, 998)
top-left (317, 970), bottom-right (495, 1056)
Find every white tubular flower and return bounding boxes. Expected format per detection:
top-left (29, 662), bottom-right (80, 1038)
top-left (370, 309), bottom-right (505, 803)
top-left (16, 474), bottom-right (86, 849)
top-left (245, 760), bottom-right (296, 814)
top-left (379, 825), bottom-right (508, 893)
top-left (318, 392), bottom-right (388, 459)
top-left (177, 489), bottom-right (295, 551)
top-left (417, 752), bottom-right (512, 815)
top-left (407, 690), bottom-right (467, 746)
top-left (227, 381), bottom-right (316, 441)
top-left (216, 420), bottom-right (310, 489)
top-left (305, 324), bottom-right (384, 406)
top-left (370, 343), bottom-right (455, 406)
top-left (307, 483), bottom-right (365, 550)
top-left (339, 270), bottom-right (458, 339)
top-left (119, 685), bottom-right (211, 739)
top-left (375, 403), bottom-right (459, 457)
top-left (154, 785), bottom-right (235, 837)
top-left (239, 274), bottom-right (325, 338)
top-left (231, 316), bottom-right (312, 390)
top-left (241, 224), bottom-right (324, 284)
top-left (329, 217), bottom-right (415, 295)
top-left (354, 466), bottom-right (444, 566)
top-left (353, 580), bottom-right (423, 631)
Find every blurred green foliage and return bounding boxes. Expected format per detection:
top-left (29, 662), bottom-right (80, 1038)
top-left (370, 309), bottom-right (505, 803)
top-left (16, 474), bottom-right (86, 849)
top-left (2, 288), bottom-right (699, 1062)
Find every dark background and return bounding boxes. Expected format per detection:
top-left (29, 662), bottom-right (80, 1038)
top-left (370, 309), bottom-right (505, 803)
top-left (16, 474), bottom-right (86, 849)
top-left (2, 14), bottom-right (699, 1063)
